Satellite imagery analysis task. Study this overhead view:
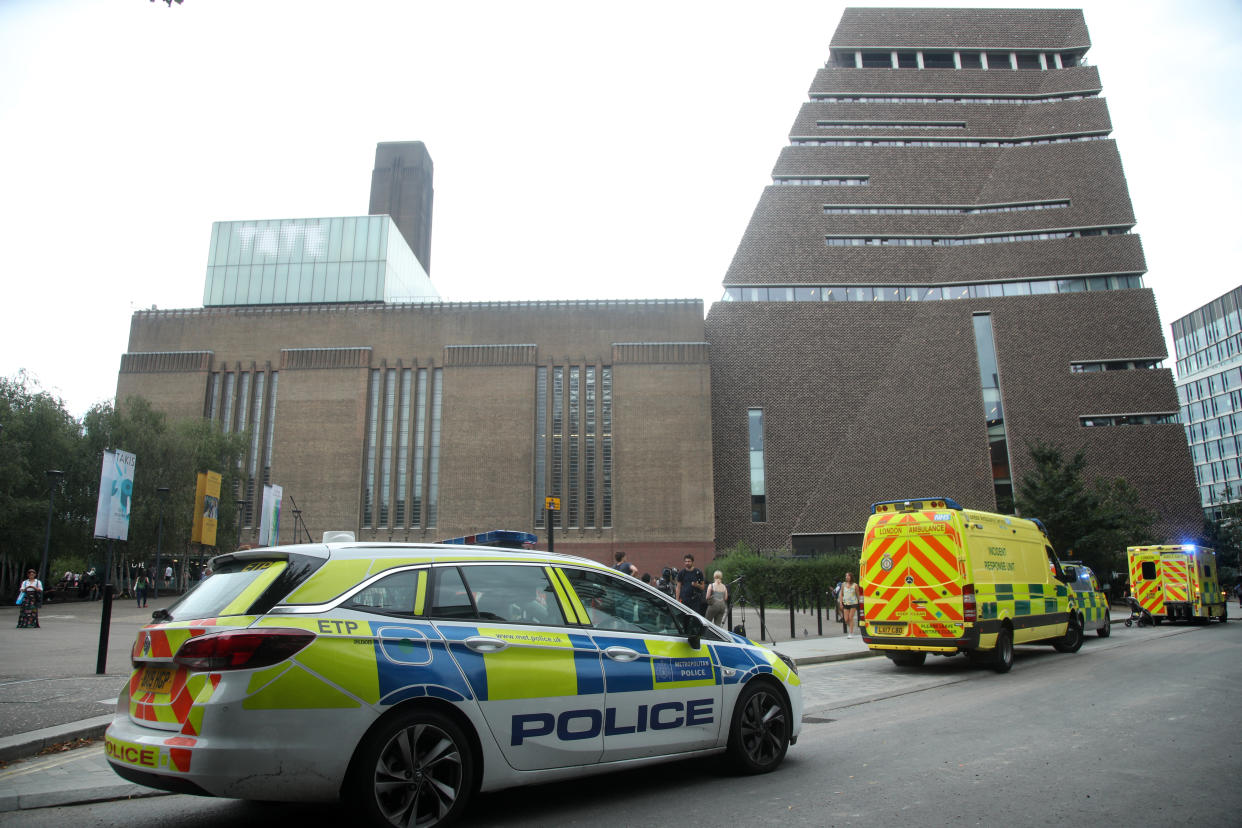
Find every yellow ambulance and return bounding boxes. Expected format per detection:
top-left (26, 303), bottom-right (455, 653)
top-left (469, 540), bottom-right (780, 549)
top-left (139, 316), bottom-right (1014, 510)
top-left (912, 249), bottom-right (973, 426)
top-left (1126, 545), bottom-right (1228, 624)
top-left (859, 497), bottom-right (1083, 673)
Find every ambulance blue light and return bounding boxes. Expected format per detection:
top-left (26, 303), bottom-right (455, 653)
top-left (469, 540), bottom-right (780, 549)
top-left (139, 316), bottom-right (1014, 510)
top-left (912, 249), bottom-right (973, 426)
top-left (870, 497), bottom-right (963, 514)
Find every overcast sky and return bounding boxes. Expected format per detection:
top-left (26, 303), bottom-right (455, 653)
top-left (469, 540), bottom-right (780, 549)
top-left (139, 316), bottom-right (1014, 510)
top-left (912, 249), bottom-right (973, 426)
top-left (2, 0), bottom-right (1240, 417)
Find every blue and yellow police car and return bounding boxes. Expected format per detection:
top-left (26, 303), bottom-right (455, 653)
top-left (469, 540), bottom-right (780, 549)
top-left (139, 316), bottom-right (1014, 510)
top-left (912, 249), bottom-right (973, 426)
top-left (105, 541), bottom-right (802, 827)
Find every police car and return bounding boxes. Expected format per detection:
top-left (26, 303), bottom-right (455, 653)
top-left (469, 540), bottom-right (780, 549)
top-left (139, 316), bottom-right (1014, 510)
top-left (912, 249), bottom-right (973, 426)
top-left (105, 541), bottom-right (802, 827)
top-left (1061, 561), bottom-right (1111, 638)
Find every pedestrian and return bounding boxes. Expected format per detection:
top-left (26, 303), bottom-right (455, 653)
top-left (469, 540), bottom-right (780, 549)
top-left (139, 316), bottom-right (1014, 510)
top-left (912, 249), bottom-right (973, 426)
top-left (832, 580), bottom-right (844, 628)
top-left (839, 571), bottom-right (860, 638)
top-left (676, 554), bottom-right (706, 613)
top-left (613, 550), bottom-right (637, 577)
top-left (135, 571), bottom-right (149, 608)
top-left (164, 563), bottom-right (173, 589)
top-left (705, 570), bottom-right (728, 625)
top-left (16, 569), bottom-right (43, 629)
top-left (1234, 581), bottom-right (1242, 608)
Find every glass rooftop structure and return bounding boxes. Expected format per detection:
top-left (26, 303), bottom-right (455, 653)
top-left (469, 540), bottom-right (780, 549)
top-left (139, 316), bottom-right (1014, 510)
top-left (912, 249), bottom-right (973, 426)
top-left (203, 216), bottom-right (439, 306)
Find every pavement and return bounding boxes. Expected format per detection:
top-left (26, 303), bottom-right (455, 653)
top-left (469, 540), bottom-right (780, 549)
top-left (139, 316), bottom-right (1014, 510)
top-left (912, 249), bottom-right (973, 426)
top-left (0, 598), bottom-right (1133, 813)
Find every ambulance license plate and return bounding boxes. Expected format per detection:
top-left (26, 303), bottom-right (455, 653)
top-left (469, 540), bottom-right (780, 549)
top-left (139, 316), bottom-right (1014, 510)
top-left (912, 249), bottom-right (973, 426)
top-left (138, 667), bottom-right (174, 694)
top-left (872, 623), bottom-right (904, 636)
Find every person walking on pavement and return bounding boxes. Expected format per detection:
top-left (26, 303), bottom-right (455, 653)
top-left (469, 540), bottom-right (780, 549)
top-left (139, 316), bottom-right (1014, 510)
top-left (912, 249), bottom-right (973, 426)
top-left (135, 571), bottom-right (149, 608)
top-left (705, 570), bottom-right (729, 625)
top-left (16, 569), bottom-right (43, 629)
top-left (839, 572), bottom-right (861, 638)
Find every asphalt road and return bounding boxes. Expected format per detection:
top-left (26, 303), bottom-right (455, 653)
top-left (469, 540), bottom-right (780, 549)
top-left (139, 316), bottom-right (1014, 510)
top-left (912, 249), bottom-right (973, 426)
top-left (5, 618), bottom-right (1238, 827)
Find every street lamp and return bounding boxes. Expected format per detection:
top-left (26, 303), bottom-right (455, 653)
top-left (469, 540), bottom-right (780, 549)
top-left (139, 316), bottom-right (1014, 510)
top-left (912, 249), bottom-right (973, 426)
top-left (236, 498), bottom-right (247, 548)
top-left (39, 470), bottom-right (65, 587)
top-left (291, 508), bottom-right (301, 545)
top-left (154, 486), bottom-right (170, 599)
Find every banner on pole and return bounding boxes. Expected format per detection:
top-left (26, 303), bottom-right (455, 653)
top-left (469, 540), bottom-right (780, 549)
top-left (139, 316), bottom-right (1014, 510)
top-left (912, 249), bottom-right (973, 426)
top-left (191, 471), bottom-right (222, 546)
top-left (259, 483), bottom-right (283, 547)
top-left (93, 449), bottom-right (136, 541)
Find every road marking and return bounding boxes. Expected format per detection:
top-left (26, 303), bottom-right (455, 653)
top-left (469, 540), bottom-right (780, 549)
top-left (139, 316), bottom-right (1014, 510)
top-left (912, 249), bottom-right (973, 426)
top-left (0, 745), bottom-right (102, 780)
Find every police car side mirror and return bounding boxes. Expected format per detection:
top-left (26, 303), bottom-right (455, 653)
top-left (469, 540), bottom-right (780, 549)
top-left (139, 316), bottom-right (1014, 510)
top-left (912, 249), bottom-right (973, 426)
top-left (683, 614), bottom-right (704, 650)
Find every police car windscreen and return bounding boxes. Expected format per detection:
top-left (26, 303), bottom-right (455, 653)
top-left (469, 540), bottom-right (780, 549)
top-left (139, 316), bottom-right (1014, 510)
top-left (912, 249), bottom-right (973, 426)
top-left (165, 560), bottom-right (287, 621)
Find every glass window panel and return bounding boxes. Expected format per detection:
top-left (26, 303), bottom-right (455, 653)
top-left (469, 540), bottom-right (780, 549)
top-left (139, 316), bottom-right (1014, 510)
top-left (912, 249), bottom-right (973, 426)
top-left (723, 287), bottom-right (742, 301)
top-left (328, 218), bottom-right (343, 262)
top-left (823, 287), bottom-right (843, 301)
top-left (562, 567), bottom-right (682, 635)
top-left (1087, 276), bottom-right (1110, 292)
top-left (1058, 279), bottom-right (1086, 293)
top-left (771, 287), bottom-right (794, 302)
top-left (946, 285), bottom-right (970, 300)
top-left (462, 565), bottom-right (567, 626)
top-left (366, 218), bottom-right (383, 260)
top-left (429, 567), bottom-right (475, 619)
top-left (365, 261), bottom-right (381, 299)
top-left (795, 287), bottom-right (821, 301)
top-left (743, 287), bottom-right (768, 301)
top-left (354, 217), bottom-right (369, 261)
top-left (847, 287), bottom-right (873, 302)
top-left (921, 286), bottom-right (943, 301)
top-left (1002, 281), bottom-right (1031, 296)
top-left (1029, 280), bottom-right (1056, 295)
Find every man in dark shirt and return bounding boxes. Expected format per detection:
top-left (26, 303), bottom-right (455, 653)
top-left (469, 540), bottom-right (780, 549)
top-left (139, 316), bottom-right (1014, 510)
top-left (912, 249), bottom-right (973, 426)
top-left (677, 554), bottom-right (705, 613)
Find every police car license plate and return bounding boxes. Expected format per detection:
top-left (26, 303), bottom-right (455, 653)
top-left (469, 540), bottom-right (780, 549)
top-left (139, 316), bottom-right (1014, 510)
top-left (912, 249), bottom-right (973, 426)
top-left (872, 623), bottom-right (904, 636)
top-left (138, 667), bottom-right (174, 694)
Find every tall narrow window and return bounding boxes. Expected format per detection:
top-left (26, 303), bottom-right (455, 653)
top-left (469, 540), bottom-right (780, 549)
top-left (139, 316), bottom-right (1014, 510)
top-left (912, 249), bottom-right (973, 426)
top-left (379, 368), bottom-right (396, 527)
top-left (236, 372), bottom-right (252, 436)
top-left (973, 314), bottom-right (1014, 511)
top-left (363, 369), bottom-right (381, 527)
top-left (395, 368), bottom-right (411, 527)
top-left (221, 373), bottom-right (236, 433)
top-left (749, 409), bottom-right (767, 522)
top-left (569, 366), bottom-right (581, 528)
top-left (602, 367), bottom-right (613, 528)
top-left (535, 367), bottom-right (548, 528)
top-left (263, 372), bottom-right (278, 487)
top-left (412, 368), bottom-right (428, 527)
top-left (552, 367), bottom-right (564, 529)
top-left (246, 372), bottom-right (266, 526)
top-left (585, 366), bottom-right (597, 528)
top-left (427, 368), bottom-right (443, 527)
top-left (205, 373), bottom-right (219, 421)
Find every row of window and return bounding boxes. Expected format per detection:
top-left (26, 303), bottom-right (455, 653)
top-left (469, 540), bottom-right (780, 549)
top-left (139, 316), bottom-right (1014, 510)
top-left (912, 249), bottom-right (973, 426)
top-left (810, 93), bottom-right (1097, 105)
top-left (1176, 333), bottom-right (1242, 380)
top-left (363, 367), bottom-right (442, 530)
top-left (1183, 392), bottom-right (1242, 430)
top-left (535, 366), bottom-right (614, 530)
top-left (1178, 366), bottom-right (1242, 405)
top-left (1172, 286), bottom-right (1242, 376)
top-left (1189, 432), bottom-right (1242, 466)
top-left (347, 562), bottom-right (689, 637)
top-left (1071, 360), bottom-right (1162, 373)
top-left (832, 49), bottom-right (1084, 71)
top-left (825, 228), bottom-right (1128, 247)
top-left (792, 134), bottom-right (1108, 148)
top-left (720, 274), bottom-right (1143, 304)
top-left (816, 120), bottom-right (965, 129)
top-left (1184, 412), bottom-right (1242, 446)
top-left (824, 200), bottom-right (1069, 216)
top-left (772, 177), bottom-right (869, 187)
top-left (1080, 413), bottom-right (1177, 427)
top-left (204, 370), bottom-right (279, 531)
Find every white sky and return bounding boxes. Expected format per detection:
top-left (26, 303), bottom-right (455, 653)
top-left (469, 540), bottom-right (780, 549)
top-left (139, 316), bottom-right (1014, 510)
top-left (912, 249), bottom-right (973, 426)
top-left (2, 0), bottom-right (1240, 417)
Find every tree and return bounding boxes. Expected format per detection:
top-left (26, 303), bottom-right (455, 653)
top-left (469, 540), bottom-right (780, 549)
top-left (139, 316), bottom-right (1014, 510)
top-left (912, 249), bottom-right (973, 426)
top-left (1015, 441), bottom-right (1156, 580)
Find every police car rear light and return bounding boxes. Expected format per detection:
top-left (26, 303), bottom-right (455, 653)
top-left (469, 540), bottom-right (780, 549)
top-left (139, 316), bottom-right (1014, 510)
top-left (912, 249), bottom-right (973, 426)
top-left (174, 629), bottom-right (315, 672)
top-left (962, 584), bottom-right (977, 623)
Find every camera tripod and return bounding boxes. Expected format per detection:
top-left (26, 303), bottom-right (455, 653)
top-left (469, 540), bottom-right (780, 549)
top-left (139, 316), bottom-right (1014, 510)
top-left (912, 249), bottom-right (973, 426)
top-left (726, 575), bottom-right (773, 645)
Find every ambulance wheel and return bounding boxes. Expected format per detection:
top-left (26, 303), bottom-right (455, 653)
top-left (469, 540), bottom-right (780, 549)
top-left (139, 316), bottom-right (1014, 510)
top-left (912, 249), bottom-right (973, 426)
top-left (1097, 613), bottom-right (1111, 638)
top-left (726, 680), bottom-right (790, 775)
top-left (888, 652), bottom-right (926, 668)
top-left (990, 628), bottom-right (1013, 674)
top-left (350, 707), bottom-right (474, 828)
top-left (1053, 615), bottom-right (1084, 653)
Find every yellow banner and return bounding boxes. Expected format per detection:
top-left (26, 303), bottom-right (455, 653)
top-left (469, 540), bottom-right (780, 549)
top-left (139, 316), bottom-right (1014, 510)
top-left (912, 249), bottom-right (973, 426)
top-left (191, 471), bottom-right (222, 546)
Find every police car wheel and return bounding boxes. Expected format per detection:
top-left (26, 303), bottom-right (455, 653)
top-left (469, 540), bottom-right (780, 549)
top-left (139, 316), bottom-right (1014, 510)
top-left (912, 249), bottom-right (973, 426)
top-left (350, 708), bottom-right (474, 828)
top-left (1097, 613), bottom-right (1111, 638)
top-left (727, 681), bottom-right (790, 774)
top-left (1053, 616), bottom-right (1084, 653)
top-left (991, 628), bottom-right (1013, 674)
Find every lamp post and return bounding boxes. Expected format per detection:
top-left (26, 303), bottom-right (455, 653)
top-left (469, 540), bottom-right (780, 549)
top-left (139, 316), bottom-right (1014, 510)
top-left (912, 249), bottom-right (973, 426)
top-left (236, 498), bottom-right (247, 549)
top-left (291, 508), bottom-right (301, 545)
top-left (39, 470), bottom-right (65, 587)
top-left (153, 486), bottom-right (170, 599)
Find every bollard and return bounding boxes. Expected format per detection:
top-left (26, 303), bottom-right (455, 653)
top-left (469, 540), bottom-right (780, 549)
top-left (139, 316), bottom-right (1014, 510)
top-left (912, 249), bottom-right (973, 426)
top-left (789, 592), bottom-right (796, 638)
top-left (816, 590), bottom-right (823, 635)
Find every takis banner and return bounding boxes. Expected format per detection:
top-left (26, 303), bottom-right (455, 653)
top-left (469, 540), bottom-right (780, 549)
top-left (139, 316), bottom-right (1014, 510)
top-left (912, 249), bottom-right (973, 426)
top-left (93, 449), bottom-right (137, 541)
